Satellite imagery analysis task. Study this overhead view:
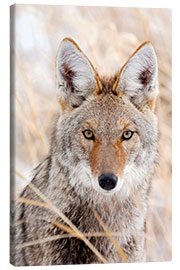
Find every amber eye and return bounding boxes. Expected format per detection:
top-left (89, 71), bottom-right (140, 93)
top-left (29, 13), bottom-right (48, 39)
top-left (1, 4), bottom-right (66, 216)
top-left (122, 130), bottom-right (134, 140)
top-left (82, 129), bottom-right (95, 140)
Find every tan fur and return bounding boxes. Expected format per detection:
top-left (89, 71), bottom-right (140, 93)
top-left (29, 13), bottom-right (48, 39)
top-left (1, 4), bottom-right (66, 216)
top-left (89, 139), bottom-right (102, 177)
top-left (58, 98), bottom-right (69, 113)
top-left (146, 98), bottom-right (156, 111)
top-left (113, 141), bottom-right (126, 177)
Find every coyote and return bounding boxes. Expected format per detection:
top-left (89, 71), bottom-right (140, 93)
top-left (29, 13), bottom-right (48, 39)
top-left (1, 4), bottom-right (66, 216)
top-left (11, 38), bottom-right (159, 265)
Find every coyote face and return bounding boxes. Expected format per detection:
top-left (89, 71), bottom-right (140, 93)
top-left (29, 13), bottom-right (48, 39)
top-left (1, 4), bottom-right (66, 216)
top-left (55, 38), bottom-right (158, 199)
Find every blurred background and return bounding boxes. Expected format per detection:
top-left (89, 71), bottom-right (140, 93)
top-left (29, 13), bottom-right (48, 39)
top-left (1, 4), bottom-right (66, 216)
top-left (11, 4), bottom-right (172, 262)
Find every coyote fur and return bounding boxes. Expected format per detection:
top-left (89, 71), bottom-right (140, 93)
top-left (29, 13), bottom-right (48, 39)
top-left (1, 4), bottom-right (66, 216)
top-left (11, 38), bottom-right (159, 265)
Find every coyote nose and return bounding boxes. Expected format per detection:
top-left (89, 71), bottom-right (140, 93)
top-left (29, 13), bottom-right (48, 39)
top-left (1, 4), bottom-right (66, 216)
top-left (98, 173), bottom-right (118, 191)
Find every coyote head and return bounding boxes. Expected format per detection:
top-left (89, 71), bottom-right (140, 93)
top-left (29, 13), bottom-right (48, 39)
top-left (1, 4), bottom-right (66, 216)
top-left (54, 38), bottom-right (158, 199)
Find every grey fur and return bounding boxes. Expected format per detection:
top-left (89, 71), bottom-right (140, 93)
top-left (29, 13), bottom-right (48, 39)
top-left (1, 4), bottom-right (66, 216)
top-left (11, 39), bottom-right (158, 265)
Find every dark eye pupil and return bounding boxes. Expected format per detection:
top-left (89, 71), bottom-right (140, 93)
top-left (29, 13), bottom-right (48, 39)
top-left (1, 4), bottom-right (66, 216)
top-left (83, 129), bottom-right (94, 140)
top-left (122, 130), bottom-right (133, 140)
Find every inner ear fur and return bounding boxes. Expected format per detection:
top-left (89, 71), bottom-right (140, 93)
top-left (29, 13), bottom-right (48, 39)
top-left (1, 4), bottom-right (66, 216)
top-left (56, 38), bottom-right (102, 112)
top-left (113, 41), bottom-right (158, 111)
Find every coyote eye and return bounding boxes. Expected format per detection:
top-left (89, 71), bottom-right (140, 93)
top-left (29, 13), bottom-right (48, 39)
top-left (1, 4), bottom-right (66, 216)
top-left (82, 129), bottom-right (95, 140)
top-left (122, 130), bottom-right (134, 140)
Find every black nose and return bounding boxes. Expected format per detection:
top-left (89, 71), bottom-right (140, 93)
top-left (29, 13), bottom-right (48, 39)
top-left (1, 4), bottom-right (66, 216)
top-left (98, 173), bottom-right (118, 191)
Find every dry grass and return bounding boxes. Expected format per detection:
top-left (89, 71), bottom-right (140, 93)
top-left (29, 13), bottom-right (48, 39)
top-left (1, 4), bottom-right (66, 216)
top-left (14, 169), bottom-right (127, 263)
top-left (11, 5), bottom-right (172, 262)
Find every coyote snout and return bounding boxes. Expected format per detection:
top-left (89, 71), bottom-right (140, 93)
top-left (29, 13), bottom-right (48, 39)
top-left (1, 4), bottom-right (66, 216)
top-left (89, 140), bottom-right (126, 193)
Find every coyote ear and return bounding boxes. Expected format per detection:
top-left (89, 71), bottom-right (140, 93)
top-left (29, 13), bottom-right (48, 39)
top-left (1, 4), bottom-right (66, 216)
top-left (56, 38), bottom-right (101, 111)
top-left (114, 42), bottom-right (158, 111)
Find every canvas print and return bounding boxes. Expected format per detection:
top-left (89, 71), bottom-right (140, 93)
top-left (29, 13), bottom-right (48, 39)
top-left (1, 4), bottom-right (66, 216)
top-left (10, 5), bottom-right (172, 265)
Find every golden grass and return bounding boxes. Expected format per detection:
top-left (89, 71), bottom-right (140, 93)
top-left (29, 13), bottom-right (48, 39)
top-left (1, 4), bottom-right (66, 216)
top-left (14, 191), bottom-right (157, 257)
top-left (12, 5), bottom-right (172, 262)
top-left (15, 170), bottom-right (108, 264)
top-left (16, 197), bottom-right (49, 209)
top-left (15, 170), bottom-right (132, 262)
top-left (14, 170), bottom-right (165, 263)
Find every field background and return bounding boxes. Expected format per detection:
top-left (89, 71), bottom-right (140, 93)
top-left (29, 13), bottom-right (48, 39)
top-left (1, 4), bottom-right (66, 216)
top-left (11, 5), bottom-right (172, 262)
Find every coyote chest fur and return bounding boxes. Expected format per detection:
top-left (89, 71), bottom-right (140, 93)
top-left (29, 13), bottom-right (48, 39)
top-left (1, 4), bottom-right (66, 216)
top-left (11, 38), bottom-right (159, 265)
